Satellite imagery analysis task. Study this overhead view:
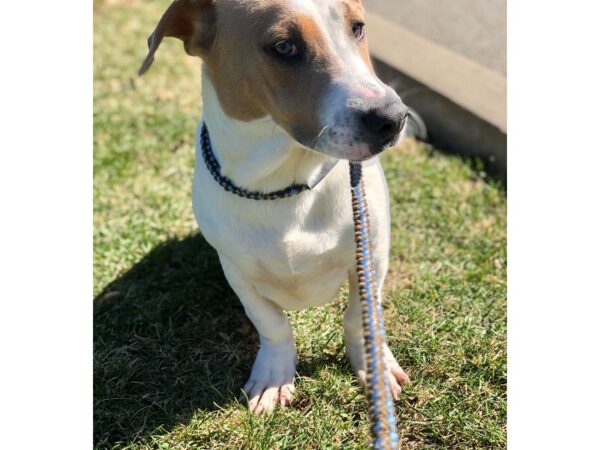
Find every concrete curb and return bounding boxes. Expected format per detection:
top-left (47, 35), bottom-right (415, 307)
top-left (366, 10), bottom-right (507, 177)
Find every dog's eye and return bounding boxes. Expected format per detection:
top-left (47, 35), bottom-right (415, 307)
top-left (272, 40), bottom-right (298, 58)
top-left (351, 21), bottom-right (365, 40)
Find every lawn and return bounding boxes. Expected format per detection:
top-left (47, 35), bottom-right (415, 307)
top-left (93, 1), bottom-right (507, 448)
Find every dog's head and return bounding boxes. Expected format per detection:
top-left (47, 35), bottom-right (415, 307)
top-left (141, 0), bottom-right (408, 161)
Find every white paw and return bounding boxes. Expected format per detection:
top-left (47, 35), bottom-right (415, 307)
top-left (346, 342), bottom-right (410, 400)
top-left (242, 341), bottom-right (296, 414)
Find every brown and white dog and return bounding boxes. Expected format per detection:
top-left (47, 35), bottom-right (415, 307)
top-left (141, 0), bottom-right (410, 414)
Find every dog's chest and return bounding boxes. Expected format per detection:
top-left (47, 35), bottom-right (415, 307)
top-left (193, 156), bottom-right (389, 311)
top-left (248, 225), bottom-right (356, 309)
top-left (194, 176), bottom-right (356, 309)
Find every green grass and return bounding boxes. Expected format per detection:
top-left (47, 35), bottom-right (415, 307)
top-left (94, 1), bottom-right (507, 448)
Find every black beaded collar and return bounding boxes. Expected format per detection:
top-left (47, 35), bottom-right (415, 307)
top-left (199, 122), bottom-right (337, 200)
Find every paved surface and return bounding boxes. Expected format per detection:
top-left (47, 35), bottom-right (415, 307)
top-left (364, 0), bottom-right (506, 75)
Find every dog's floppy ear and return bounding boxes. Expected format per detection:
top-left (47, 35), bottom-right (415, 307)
top-left (139, 0), bottom-right (216, 75)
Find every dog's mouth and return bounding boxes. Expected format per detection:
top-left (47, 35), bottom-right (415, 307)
top-left (309, 125), bottom-right (402, 162)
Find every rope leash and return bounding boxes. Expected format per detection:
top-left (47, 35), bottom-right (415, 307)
top-left (349, 162), bottom-right (399, 450)
top-left (199, 124), bottom-right (399, 448)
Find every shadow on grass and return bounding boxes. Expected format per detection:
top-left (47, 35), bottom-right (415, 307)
top-left (94, 234), bottom-right (257, 448)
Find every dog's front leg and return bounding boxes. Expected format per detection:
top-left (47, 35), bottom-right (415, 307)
top-left (344, 270), bottom-right (410, 400)
top-left (220, 256), bottom-right (296, 414)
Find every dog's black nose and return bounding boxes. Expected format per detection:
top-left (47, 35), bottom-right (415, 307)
top-left (359, 103), bottom-right (408, 151)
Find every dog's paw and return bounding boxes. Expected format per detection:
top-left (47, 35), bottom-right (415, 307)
top-left (241, 341), bottom-right (296, 414)
top-left (347, 342), bottom-right (410, 400)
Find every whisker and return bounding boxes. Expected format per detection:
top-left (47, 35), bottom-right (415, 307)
top-left (310, 125), bottom-right (330, 149)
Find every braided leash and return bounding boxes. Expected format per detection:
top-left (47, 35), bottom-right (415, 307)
top-left (349, 162), bottom-right (399, 450)
top-left (199, 124), bottom-right (398, 448)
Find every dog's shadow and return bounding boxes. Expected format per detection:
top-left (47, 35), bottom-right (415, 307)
top-left (94, 234), bottom-right (258, 448)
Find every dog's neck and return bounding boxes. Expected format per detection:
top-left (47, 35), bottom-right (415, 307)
top-left (199, 67), bottom-right (334, 193)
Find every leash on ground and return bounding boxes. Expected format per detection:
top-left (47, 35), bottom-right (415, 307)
top-left (349, 162), bottom-right (399, 450)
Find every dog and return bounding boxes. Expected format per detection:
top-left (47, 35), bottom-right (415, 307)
top-left (140, 0), bottom-right (410, 414)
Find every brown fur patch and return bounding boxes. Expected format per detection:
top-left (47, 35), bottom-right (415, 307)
top-left (341, 0), bottom-right (373, 72)
top-left (139, 0), bottom-right (217, 75)
top-left (203, 2), bottom-right (343, 143)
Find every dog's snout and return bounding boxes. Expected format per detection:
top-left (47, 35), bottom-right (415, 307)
top-left (358, 101), bottom-right (408, 151)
